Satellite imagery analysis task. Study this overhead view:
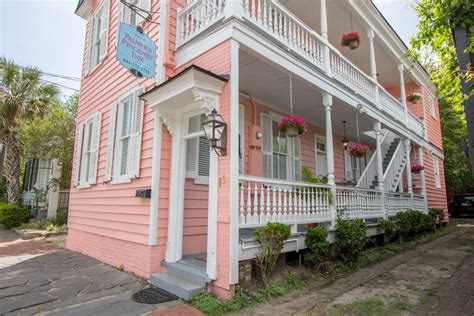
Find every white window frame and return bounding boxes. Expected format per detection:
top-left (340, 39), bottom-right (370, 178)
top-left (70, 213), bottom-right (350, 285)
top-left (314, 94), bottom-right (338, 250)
top-left (315, 135), bottom-right (328, 178)
top-left (120, 0), bottom-right (151, 27)
top-left (239, 104), bottom-right (245, 174)
top-left (429, 95), bottom-right (436, 118)
top-left (86, 0), bottom-right (109, 74)
top-left (433, 156), bottom-right (441, 188)
top-left (110, 86), bottom-right (144, 184)
top-left (184, 111), bottom-right (210, 185)
top-left (76, 112), bottom-right (102, 189)
top-left (90, 5), bottom-right (104, 70)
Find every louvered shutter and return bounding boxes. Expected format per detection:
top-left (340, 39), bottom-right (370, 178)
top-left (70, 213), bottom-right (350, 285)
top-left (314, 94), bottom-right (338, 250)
top-left (99, 0), bottom-right (110, 61)
top-left (293, 138), bottom-right (301, 180)
top-left (89, 113), bottom-right (102, 184)
top-left (344, 149), bottom-right (353, 181)
top-left (129, 88), bottom-right (144, 178)
top-left (261, 114), bottom-right (272, 178)
top-left (84, 17), bottom-right (93, 74)
top-left (105, 103), bottom-right (118, 181)
top-left (185, 115), bottom-right (201, 178)
top-left (74, 123), bottom-right (85, 187)
top-left (198, 137), bottom-right (210, 177)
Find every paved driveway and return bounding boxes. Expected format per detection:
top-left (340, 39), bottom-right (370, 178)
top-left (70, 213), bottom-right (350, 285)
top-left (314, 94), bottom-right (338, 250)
top-left (0, 235), bottom-right (201, 316)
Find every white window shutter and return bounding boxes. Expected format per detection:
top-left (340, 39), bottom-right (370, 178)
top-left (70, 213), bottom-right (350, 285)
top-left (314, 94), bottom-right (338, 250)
top-left (344, 149), bottom-right (353, 181)
top-left (105, 103), bottom-right (118, 181)
top-left (74, 123), bottom-right (85, 187)
top-left (84, 17), bottom-right (93, 75)
top-left (261, 114), bottom-right (272, 178)
top-left (293, 138), bottom-right (301, 180)
top-left (129, 89), bottom-right (144, 178)
top-left (99, 0), bottom-right (110, 61)
top-left (198, 137), bottom-right (210, 177)
top-left (185, 115), bottom-right (201, 178)
top-left (89, 112), bottom-right (102, 184)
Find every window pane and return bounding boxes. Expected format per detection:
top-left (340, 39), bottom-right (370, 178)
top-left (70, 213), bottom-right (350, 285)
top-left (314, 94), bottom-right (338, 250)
top-left (121, 99), bottom-right (133, 137)
top-left (120, 137), bottom-right (130, 175)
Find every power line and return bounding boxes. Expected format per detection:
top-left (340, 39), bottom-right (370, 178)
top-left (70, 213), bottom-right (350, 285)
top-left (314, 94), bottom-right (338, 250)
top-left (40, 71), bottom-right (81, 82)
top-left (40, 79), bottom-right (80, 92)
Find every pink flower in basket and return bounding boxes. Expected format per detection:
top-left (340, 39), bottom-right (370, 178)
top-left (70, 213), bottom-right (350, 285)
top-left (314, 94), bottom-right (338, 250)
top-left (277, 115), bottom-right (306, 136)
top-left (411, 164), bottom-right (424, 173)
top-left (341, 32), bottom-right (360, 48)
top-left (349, 143), bottom-right (369, 158)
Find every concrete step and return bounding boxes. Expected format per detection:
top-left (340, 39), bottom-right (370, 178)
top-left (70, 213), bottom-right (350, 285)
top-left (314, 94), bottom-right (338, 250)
top-left (163, 261), bottom-right (211, 285)
top-left (150, 272), bottom-right (205, 301)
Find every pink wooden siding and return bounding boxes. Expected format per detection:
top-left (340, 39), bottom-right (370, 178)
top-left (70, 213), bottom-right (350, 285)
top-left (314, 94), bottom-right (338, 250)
top-left (183, 179), bottom-right (209, 255)
top-left (423, 149), bottom-right (448, 212)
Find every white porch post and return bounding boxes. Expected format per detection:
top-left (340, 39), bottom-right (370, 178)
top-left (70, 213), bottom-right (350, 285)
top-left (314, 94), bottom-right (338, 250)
top-left (320, 0), bottom-right (332, 77)
top-left (404, 138), bottom-right (414, 208)
top-left (323, 93), bottom-right (336, 225)
top-left (148, 111), bottom-right (162, 246)
top-left (224, 0), bottom-right (244, 19)
top-left (398, 64), bottom-right (408, 122)
top-left (374, 122), bottom-right (386, 218)
top-left (207, 142), bottom-right (218, 279)
top-left (46, 159), bottom-right (61, 219)
top-left (418, 145), bottom-right (428, 212)
top-left (367, 29), bottom-right (377, 81)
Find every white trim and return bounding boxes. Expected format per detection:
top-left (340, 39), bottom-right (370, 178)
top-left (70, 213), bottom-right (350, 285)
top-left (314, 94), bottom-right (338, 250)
top-left (148, 111), bottom-right (163, 246)
top-left (229, 39), bottom-right (240, 285)
top-left (315, 134), bottom-right (328, 178)
top-left (156, 0), bottom-right (170, 83)
top-left (433, 156), bottom-right (441, 188)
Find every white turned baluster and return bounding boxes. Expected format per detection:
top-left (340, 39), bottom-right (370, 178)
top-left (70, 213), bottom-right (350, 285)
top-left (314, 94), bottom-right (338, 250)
top-left (251, 0), bottom-right (256, 19)
top-left (246, 182), bottom-right (252, 223)
top-left (310, 187), bottom-right (315, 218)
top-left (283, 188), bottom-right (288, 221)
top-left (253, 182), bottom-right (259, 223)
top-left (263, 0), bottom-right (268, 28)
top-left (277, 186), bottom-right (282, 221)
top-left (244, 0), bottom-right (249, 16)
top-left (266, 186), bottom-right (271, 223)
top-left (294, 188), bottom-right (299, 221)
top-left (240, 182), bottom-right (245, 224)
top-left (259, 184), bottom-right (265, 224)
top-left (257, 0), bottom-right (262, 23)
top-left (288, 187), bottom-right (293, 221)
top-left (315, 188), bottom-right (320, 216)
top-left (272, 186), bottom-right (277, 221)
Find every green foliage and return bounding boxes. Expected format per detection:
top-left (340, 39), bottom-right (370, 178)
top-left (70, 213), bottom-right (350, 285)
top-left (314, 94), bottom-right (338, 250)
top-left (429, 208), bottom-right (445, 222)
top-left (46, 223), bottom-right (67, 233)
top-left (53, 210), bottom-right (68, 226)
top-left (302, 166), bottom-right (328, 184)
top-left (0, 203), bottom-right (31, 228)
top-left (19, 211), bottom-right (67, 231)
top-left (0, 178), bottom-right (6, 203)
top-left (191, 273), bottom-right (305, 315)
top-left (409, 1), bottom-right (474, 193)
top-left (379, 219), bottom-right (397, 243)
top-left (304, 226), bottom-right (330, 269)
top-left (396, 209), bottom-right (434, 242)
top-left (254, 223), bottom-right (291, 285)
top-left (335, 210), bottom-right (368, 262)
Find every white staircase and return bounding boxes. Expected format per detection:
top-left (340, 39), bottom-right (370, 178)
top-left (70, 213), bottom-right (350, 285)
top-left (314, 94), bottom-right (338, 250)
top-left (383, 139), bottom-right (408, 192)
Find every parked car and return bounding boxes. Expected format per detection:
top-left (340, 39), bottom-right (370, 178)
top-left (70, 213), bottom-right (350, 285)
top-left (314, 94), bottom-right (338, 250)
top-left (449, 194), bottom-right (474, 217)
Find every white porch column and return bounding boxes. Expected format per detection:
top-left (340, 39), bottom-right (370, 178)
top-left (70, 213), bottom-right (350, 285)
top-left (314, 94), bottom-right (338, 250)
top-left (323, 93), bottom-right (336, 224)
top-left (320, 0), bottom-right (332, 77)
top-left (367, 29), bottom-right (377, 81)
top-left (374, 122), bottom-right (386, 218)
top-left (46, 159), bottom-right (61, 219)
top-left (418, 146), bottom-right (428, 212)
top-left (404, 138), bottom-right (414, 208)
top-left (224, 0), bottom-right (244, 19)
top-left (398, 63), bottom-right (408, 122)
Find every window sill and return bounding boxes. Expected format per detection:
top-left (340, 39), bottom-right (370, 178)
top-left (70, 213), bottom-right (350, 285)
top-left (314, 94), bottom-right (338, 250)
top-left (194, 176), bottom-right (209, 185)
top-left (76, 183), bottom-right (91, 189)
top-left (111, 177), bottom-right (132, 185)
top-left (85, 56), bottom-right (107, 78)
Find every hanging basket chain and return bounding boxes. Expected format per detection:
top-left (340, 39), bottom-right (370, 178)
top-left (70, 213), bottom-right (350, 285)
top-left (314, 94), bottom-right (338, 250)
top-left (289, 74), bottom-right (293, 116)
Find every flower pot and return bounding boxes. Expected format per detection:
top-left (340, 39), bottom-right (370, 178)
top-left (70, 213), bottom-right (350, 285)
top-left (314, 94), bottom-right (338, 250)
top-left (349, 40), bottom-right (359, 49)
top-left (411, 100), bottom-right (419, 104)
top-left (286, 126), bottom-right (299, 137)
top-left (412, 170), bottom-right (421, 174)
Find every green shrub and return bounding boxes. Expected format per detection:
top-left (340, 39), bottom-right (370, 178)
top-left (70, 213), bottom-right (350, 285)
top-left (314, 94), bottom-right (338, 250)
top-left (0, 203), bottom-right (31, 228)
top-left (395, 211), bottom-right (411, 242)
top-left (406, 209), bottom-right (425, 235)
top-left (304, 226), bottom-right (329, 269)
top-left (52, 210), bottom-right (68, 226)
top-left (379, 219), bottom-right (397, 244)
top-left (429, 208), bottom-right (445, 223)
top-left (422, 214), bottom-right (433, 230)
top-left (335, 210), bottom-right (368, 262)
top-left (254, 222), bottom-right (291, 286)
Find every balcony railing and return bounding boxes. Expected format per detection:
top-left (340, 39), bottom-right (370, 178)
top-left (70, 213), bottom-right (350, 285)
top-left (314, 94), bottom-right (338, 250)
top-left (335, 186), bottom-right (384, 220)
top-left (176, 0), bottom-right (425, 137)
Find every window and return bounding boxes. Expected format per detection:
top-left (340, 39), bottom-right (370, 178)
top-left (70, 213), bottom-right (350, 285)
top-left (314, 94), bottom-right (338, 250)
top-left (315, 137), bottom-right (327, 178)
top-left (74, 112), bottom-right (102, 188)
top-left (105, 87), bottom-right (144, 183)
top-left (86, 0), bottom-right (109, 73)
top-left (262, 113), bottom-right (300, 181)
top-left (185, 114), bottom-right (211, 184)
top-left (429, 95), bottom-right (436, 118)
top-left (434, 156), bottom-right (441, 188)
top-left (239, 105), bottom-right (245, 174)
top-left (121, 0), bottom-right (151, 26)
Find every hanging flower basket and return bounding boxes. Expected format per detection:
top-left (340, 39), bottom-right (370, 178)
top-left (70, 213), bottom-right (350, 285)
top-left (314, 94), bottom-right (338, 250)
top-left (411, 164), bottom-right (424, 174)
top-left (349, 143), bottom-right (369, 158)
top-left (341, 32), bottom-right (360, 49)
top-left (277, 115), bottom-right (306, 137)
top-left (408, 93), bottom-right (421, 104)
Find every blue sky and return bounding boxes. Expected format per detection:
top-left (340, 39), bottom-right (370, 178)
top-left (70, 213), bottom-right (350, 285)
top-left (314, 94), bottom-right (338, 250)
top-left (0, 0), bottom-right (419, 97)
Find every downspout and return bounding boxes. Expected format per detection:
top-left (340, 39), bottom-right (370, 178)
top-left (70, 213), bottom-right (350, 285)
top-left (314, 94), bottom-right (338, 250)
top-left (248, 97), bottom-right (257, 125)
top-left (148, 0), bottom-right (168, 245)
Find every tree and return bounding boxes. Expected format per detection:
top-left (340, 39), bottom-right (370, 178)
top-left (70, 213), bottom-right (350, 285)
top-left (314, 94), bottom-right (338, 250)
top-left (17, 94), bottom-right (78, 189)
top-left (409, 0), bottom-right (473, 180)
top-left (0, 58), bottom-right (59, 204)
top-left (409, 0), bottom-right (474, 193)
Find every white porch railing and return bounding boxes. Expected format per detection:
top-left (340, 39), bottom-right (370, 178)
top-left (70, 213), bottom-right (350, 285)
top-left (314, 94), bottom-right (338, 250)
top-left (335, 186), bottom-right (384, 219)
top-left (238, 175), bottom-right (333, 227)
top-left (379, 89), bottom-right (406, 122)
top-left (385, 192), bottom-right (412, 217)
top-left (176, 0), bottom-right (226, 47)
top-left (413, 194), bottom-right (426, 212)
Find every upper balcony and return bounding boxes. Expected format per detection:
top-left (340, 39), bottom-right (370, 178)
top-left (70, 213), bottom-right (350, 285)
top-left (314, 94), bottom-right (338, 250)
top-left (175, 0), bottom-right (427, 140)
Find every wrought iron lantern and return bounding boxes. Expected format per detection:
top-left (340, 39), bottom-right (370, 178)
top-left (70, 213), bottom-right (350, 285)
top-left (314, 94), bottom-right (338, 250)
top-left (341, 120), bottom-right (349, 150)
top-left (202, 109), bottom-right (227, 156)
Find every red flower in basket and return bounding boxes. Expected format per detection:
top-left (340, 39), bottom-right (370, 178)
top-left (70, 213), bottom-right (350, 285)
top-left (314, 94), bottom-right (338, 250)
top-left (277, 115), bottom-right (306, 137)
top-left (349, 143), bottom-right (369, 158)
top-left (341, 32), bottom-right (360, 49)
top-left (408, 93), bottom-right (421, 104)
top-left (411, 164), bottom-right (424, 173)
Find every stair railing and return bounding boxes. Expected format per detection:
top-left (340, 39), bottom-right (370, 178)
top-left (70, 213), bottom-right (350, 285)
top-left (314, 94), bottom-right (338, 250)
top-left (356, 130), bottom-right (393, 188)
top-left (382, 140), bottom-right (406, 192)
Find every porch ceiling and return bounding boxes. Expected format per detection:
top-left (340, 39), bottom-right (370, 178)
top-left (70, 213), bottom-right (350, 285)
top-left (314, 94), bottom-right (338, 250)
top-left (239, 50), bottom-right (377, 146)
top-left (279, 0), bottom-right (412, 88)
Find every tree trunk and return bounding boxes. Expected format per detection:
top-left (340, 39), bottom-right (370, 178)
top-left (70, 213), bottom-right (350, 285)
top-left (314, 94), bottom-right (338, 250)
top-left (3, 132), bottom-right (21, 204)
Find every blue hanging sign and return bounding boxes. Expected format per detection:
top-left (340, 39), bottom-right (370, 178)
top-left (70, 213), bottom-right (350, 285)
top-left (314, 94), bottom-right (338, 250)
top-left (116, 22), bottom-right (156, 78)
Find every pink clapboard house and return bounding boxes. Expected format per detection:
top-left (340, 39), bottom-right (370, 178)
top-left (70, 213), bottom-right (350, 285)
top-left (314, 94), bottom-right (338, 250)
top-left (70, 0), bottom-right (448, 300)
